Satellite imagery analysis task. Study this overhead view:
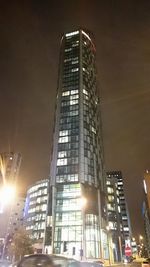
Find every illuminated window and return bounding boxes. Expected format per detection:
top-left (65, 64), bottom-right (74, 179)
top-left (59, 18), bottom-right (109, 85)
top-left (62, 91), bottom-right (70, 96)
top-left (108, 196), bottom-right (114, 202)
top-left (70, 110), bottom-right (78, 116)
top-left (108, 221), bottom-right (117, 230)
top-left (70, 99), bottom-right (78, 105)
top-left (70, 95), bottom-right (79, 100)
top-left (123, 227), bottom-right (129, 232)
top-left (41, 232), bottom-right (44, 238)
top-left (59, 130), bottom-right (68, 136)
top-left (107, 187), bottom-right (114, 194)
top-left (72, 43), bottom-right (79, 47)
top-left (57, 158), bottom-right (67, 166)
top-left (106, 181), bottom-right (111, 185)
top-left (107, 204), bottom-right (115, 211)
top-left (65, 48), bottom-right (72, 52)
top-left (83, 89), bottom-right (88, 95)
top-left (71, 68), bottom-right (79, 72)
top-left (65, 31), bottom-right (79, 37)
top-left (58, 151), bottom-right (67, 158)
top-left (144, 180), bottom-right (147, 194)
top-left (122, 216), bottom-right (127, 220)
top-left (64, 58), bottom-right (71, 62)
top-left (28, 208), bottom-right (35, 213)
top-left (58, 136), bottom-right (69, 143)
top-left (91, 126), bottom-right (96, 134)
top-left (70, 90), bottom-right (78, 95)
top-left (72, 60), bottom-right (79, 64)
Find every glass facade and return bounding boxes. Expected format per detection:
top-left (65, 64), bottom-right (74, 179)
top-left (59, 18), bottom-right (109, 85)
top-left (49, 30), bottom-right (107, 259)
top-left (106, 171), bottom-right (132, 260)
top-left (24, 179), bottom-right (48, 242)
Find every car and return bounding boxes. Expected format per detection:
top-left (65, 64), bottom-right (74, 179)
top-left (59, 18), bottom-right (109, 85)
top-left (0, 260), bottom-right (11, 267)
top-left (17, 254), bottom-right (79, 267)
top-left (123, 256), bottom-right (133, 264)
top-left (79, 261), bottom-right (103, 267)
top-left (52, 255), bottom-right (79, 267)
top-left (142, 258), bottom-right (150, 267)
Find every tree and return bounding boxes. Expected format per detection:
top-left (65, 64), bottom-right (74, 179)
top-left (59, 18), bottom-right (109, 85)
top-left (141, 245), bottom-right (148, 258)
top-left (8, 228), bottom-right (34, 261)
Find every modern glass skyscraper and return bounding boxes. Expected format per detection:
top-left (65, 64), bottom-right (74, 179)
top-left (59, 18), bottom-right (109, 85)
top-left (49, 29), bottom-right (108, 259)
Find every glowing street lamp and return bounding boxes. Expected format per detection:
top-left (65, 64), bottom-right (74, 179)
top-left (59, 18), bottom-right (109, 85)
top-left (0, 184), bottom-right (16, 208)
top-left (0, 183), bottom-right (16, 259)
top-left (139, 235), bottom-right (143, 241)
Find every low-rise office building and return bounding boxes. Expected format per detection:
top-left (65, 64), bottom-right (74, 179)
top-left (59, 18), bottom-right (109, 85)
top-left (24, 179), bottom-right (48, 253)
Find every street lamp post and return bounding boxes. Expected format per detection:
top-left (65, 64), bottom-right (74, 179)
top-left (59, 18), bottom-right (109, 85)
top-left (0, 184), bottom-right (16, 259)
top-left (138, 235), bottom-right (144, 257)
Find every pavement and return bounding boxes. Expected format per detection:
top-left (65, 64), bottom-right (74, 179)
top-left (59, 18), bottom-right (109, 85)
top-left (107, 262), bottom-right (142, 267)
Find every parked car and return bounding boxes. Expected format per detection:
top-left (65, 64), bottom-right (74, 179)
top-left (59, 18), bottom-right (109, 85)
top-left (123, 256), bottom-right (133, 264)
top-left (0, 260), bottom-right (11, 267)
top-left (79, 261), bottom-right (103, 267)
top-left (17, 254), bottom-right (79, 267)
top-left (142, 258), bottom-right (150, 267)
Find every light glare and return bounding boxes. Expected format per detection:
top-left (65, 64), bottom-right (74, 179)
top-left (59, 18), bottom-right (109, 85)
top-left (0, 184), bottom-right (16, 206)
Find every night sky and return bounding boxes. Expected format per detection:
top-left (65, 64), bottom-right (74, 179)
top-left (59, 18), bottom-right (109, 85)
top-left (1, 0), bottom-right (150, 237)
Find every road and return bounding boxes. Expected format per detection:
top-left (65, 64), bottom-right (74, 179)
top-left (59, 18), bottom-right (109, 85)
top-left (109, 262), bottom-right (142, 267)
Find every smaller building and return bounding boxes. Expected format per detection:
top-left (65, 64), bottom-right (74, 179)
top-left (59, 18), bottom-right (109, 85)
top-left (24, 179), bottom-right (48, 253)
top-left (143, 170), bottom-right (150, 256)
top-left (106, 171), bottom-right (132, 261)
top-left (0, 197), bottom-right (25, 240)
top-left (0, 196), bottom-right (25, 259)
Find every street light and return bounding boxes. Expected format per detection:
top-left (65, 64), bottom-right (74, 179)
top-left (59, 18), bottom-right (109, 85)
top-left (0, 184), bottom-right (16, 259)
top-left (0, 184), bottom-right (16, 208)
top-left (139, 235), bottom-right (143, 241)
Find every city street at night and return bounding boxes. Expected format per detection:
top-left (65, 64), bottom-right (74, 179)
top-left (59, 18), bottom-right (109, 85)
top-left (0, 0), bottom-right (150, 266)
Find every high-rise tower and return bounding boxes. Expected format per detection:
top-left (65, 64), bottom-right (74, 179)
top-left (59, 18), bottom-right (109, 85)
top-left (106, 171), bottom-right (132, 259)
top-left (49, 30), bottom-right (108, 259)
